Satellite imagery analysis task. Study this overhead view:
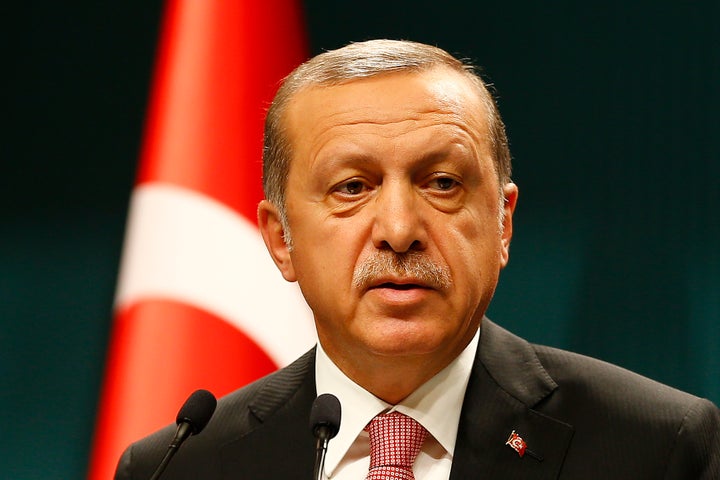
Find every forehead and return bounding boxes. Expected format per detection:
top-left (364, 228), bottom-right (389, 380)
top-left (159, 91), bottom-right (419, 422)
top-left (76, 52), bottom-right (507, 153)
top-left (283, 67), bottom-right (491, 154)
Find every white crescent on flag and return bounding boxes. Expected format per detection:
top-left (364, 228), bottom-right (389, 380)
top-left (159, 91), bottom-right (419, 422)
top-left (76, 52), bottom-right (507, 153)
top-left (115, 183), bottom-right (315, 367)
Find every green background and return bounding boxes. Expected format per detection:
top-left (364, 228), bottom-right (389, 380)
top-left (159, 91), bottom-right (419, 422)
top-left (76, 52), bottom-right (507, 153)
top-left (3, 1), bottom-right (718, 478)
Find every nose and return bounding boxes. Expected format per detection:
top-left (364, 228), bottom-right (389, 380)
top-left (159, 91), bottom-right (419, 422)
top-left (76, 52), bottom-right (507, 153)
top-left (371, 182), bottom-right (427, 253)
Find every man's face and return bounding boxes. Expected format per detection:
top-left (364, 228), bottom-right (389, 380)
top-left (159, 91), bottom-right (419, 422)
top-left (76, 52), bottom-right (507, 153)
top-left (259, 67), bottom-right (517, 380)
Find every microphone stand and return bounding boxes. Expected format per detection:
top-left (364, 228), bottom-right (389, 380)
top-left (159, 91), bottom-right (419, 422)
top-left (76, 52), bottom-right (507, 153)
top-left (313, 425), bottom-right (332, 480)
top-left (149, 422), bottom-right (192, 480)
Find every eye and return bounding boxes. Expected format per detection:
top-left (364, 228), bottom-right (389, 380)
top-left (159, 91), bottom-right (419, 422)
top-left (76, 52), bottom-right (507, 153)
top-left (335, 179), bottom-right (368, 196)
top-left (427, 175), bottom-right (461, 191)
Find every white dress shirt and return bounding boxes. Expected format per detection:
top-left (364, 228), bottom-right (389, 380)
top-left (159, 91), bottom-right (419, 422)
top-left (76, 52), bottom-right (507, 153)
top-left (315, 330), bottom-right (479, 479)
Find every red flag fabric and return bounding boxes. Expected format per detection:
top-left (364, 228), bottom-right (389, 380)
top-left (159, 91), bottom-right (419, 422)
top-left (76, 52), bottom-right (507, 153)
top-left (88, 2), bottom-right (314, 479)
top-left (505, 430), bottom-right (527, 457)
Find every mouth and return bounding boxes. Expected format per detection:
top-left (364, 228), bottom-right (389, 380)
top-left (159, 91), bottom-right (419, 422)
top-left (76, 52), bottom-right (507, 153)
top-left (369, 280), bottom-right (431, 291)
top-left (364, 279), bottom-right (435, 306)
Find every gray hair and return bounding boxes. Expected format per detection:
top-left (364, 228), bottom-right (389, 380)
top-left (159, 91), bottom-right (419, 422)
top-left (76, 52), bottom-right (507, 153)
top-left (262, 39), bottom-right (512, 226)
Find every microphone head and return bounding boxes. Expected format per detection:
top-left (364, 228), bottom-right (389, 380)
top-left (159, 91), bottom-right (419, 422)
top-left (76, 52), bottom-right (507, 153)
top-left (310, 393), bottom-right (341, 440)
top-left (176, 389), bottom-right (217, 435)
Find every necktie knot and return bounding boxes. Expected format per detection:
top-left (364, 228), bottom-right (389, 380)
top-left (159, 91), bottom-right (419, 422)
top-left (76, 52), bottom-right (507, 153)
top-left (365, 411), bottom-right (428, 480)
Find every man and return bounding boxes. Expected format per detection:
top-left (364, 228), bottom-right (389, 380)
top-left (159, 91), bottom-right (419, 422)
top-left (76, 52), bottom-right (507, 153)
top-left (115, 40), bottom-right (719, 479)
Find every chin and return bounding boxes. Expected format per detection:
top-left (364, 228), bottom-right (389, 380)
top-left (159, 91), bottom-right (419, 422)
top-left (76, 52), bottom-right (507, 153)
top-left (364, 326), bottom-right (448, 358)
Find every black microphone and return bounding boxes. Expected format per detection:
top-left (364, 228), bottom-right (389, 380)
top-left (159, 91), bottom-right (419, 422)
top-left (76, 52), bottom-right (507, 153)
top-left (310, 393), bottom-right (341, 480)
top-left (149, 389), bottom-right (217, 480)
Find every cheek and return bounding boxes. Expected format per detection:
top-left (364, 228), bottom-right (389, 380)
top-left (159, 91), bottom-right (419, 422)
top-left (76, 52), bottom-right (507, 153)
top-left (289, 221), bottom-right (364, 294)
top-left (437, 215), bottom-right (503, 284)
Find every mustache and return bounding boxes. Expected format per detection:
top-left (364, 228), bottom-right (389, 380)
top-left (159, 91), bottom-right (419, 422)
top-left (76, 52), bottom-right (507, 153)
top-left (352, 251), bottom-right (452, 290)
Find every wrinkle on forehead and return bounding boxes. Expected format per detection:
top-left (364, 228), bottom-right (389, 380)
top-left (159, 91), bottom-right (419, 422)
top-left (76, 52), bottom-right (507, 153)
top-left (321, 105), bottom-right (471, 130)
top-left (288, 66), bottom-right (486, 120)
top-left (284, 68), bottom-right (492, 170)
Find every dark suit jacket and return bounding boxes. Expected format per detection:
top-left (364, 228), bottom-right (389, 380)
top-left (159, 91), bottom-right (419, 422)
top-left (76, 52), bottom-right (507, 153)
top-left (115, 319), bottom-right (720, 479)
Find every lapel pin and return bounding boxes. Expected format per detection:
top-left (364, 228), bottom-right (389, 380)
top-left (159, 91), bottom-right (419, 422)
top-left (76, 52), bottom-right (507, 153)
top-left (506, 430), bottom-right (527, 457)
top-left (505, 430), bottom-right (543, 461)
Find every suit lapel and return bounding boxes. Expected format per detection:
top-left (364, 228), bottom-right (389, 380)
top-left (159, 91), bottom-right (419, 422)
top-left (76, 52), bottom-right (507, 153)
top-left (218, 349), bottom-right (318, 479)
top-left (450, 319), bottom-right (574, 480)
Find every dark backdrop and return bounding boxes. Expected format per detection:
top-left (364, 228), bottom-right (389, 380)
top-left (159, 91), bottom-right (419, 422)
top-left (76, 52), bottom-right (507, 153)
top-left (3, 1), bottom-right (718, 478)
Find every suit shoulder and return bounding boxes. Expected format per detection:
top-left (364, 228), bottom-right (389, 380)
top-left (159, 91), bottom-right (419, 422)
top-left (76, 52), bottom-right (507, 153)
top-left (114, 349), bottom-right (316, 479)
top-left (531, 344), bottom-right (720, 477)
top-left (532, 343), bottom-right (720, 439)
top-left (532, 343), bottom-right (706, 408)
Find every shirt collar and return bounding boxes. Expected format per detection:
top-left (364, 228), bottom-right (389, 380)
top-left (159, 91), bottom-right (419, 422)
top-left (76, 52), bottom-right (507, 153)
top-left (315, 329), bottom-right (479, 476)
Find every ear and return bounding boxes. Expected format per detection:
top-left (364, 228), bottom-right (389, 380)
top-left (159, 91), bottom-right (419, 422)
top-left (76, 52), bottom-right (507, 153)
top-left (257, 200), bottom-right (297, 282)
top-left (499, 182), bottom-right (519, 268)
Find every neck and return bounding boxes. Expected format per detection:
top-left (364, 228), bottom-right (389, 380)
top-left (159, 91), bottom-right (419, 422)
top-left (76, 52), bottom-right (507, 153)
top-left (324, 347), bottom-right (460, 405)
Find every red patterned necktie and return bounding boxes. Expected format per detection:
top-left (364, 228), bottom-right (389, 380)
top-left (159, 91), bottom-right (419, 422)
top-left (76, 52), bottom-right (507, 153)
top-left (365, 411), bottom-right (429, 480)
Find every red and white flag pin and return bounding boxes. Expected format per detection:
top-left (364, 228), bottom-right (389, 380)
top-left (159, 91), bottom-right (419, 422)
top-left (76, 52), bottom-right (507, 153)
top-left (506, 430), bottom-right (527, 457)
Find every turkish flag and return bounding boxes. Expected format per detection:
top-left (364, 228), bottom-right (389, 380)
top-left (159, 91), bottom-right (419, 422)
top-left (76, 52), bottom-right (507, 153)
top-left (87, 2), bottom-right (314, 479)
